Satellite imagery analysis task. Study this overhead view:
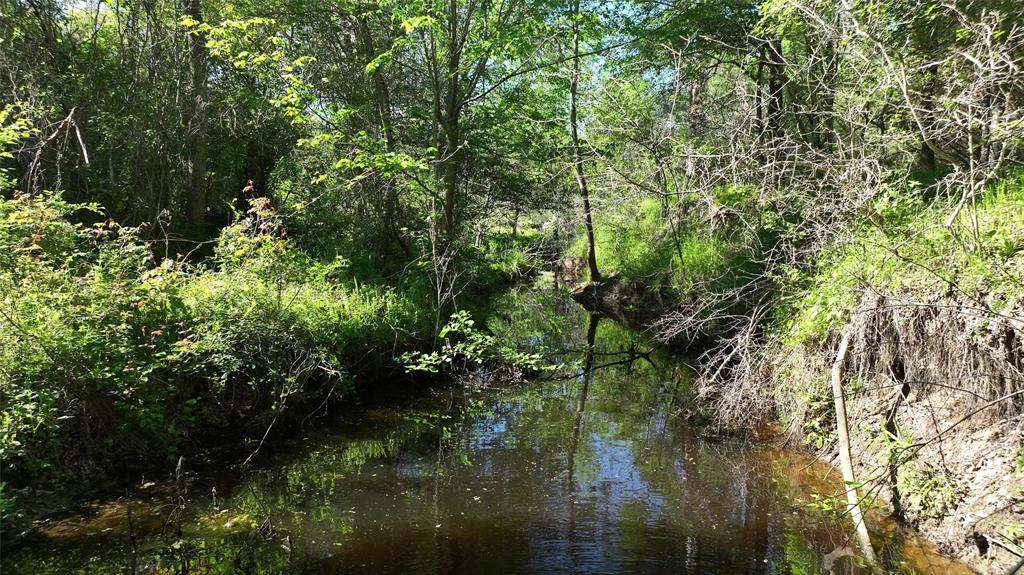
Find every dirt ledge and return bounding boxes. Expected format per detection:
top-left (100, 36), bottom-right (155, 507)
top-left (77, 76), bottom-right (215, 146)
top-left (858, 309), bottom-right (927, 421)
top-left (797, 292), bottom-right (1024, 573)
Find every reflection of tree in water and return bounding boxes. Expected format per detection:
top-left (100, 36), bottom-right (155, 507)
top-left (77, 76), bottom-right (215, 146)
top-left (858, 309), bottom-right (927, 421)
top-left (568, 312), bottom-right (599, 488)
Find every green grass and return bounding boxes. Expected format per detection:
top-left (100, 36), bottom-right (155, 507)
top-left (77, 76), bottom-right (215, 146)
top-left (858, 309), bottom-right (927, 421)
top-left (779, 172), bottom-right (1024, 346)
top-left (568, 195), bottom-right (755, 297)
top-left (480, 228), bottom-right (552, 281)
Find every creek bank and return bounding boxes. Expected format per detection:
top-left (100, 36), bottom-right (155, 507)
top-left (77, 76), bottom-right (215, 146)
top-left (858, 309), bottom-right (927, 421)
top-left (1, 285), bottom-right (973, 574)
top-left (567, 275), bottom-right (737, 356)
top-left (567, 275), bottom-right (1024, 573)
top-left (0, 364), bottom-right (450, 541)
top-left (568, 276), bottom-right (672, 329)
top-left (826, 293), bottom-right (1022, 574)
top-left (764, 290), bottom-right (1024, 574)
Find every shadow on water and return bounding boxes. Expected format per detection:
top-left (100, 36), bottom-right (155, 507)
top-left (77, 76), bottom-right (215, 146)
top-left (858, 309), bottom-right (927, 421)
top-left (3, 284), bottom-right (972, 574)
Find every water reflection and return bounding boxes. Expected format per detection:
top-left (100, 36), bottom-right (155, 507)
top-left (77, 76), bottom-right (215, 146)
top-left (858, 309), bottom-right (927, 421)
top-left (567, 312), bottom-right (598, 489)
top-left (4, 286), bottom-right (964, 574)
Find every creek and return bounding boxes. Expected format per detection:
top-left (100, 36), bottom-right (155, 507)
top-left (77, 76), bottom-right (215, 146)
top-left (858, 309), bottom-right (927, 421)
top-left (3, 285), bottom-right (969, 574)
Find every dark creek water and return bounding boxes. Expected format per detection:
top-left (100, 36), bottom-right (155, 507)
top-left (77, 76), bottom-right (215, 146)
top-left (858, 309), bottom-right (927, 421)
top-left (5, 286), bottom-right (969, 574)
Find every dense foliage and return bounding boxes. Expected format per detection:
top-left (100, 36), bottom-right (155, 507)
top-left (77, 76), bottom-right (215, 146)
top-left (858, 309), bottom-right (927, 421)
top-left (0, 192), bottom-right (437, 480)
top-left (2, 3), bottom-right (1023, 555)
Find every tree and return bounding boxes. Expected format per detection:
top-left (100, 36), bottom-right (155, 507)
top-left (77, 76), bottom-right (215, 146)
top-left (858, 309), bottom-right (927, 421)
top-left (397, 0), bottom-right (556, 241)
top-left (568, 0), bottom-right (601, 282)
top-left (185, 0), bottom-right (210, 229)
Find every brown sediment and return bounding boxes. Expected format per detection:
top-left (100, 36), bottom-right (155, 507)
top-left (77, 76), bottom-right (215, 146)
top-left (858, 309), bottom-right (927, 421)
top-left (758, 445), bottom-right (976, 575)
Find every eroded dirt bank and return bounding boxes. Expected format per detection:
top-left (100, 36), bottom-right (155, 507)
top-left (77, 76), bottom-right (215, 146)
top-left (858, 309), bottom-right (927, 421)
top-left (574, 273), bottom-right (1024, 573)
top-left (780, 293), bottom-right (1024, 573)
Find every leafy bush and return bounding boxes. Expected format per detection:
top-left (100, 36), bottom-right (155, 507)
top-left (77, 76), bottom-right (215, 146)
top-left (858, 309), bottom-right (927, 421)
top-left (401, 310), bottom-right (545, 375)
top-left (1, 194), bottom-right (188, 475)
top-left (0, 194), bottom-right (434, 483)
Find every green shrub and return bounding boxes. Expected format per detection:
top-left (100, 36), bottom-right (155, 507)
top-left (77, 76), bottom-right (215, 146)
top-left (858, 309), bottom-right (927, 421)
top-left (401, 310), bottom-right (545, 375)
top-left (1, 194), bottom-right (191, 474)
top-left (0, 194), bottom-right (435, 483)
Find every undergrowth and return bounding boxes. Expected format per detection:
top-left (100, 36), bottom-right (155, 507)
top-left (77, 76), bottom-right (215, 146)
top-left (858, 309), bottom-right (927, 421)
top-left (568, 193), bottom-right (760, 297)
top-left (0, 193), bottom-right (441, 485)
top-left (779, 172), bottom-right (1024, 348)
top-left (769, 172), bottom-right (1024, 444)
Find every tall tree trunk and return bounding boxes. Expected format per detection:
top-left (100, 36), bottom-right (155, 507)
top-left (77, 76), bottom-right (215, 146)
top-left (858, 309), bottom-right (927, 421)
top-left (185, 0), bottom-right (208, 230)
top-left (688, 72), bottom-right (708, 138)
top-left (357, 16), bottom-right (397, 152)
top-left (755, 44), bottom-right (766, 139)
top-left (441, 0), bottom-right (462, 241)
top-left (570, 0), bottom-right (600, 283)
top-left (442, 118), bottom-right (461, 239)
top-left (818, 31), bottom-right (839, 151)
top-left (917, 63), bottom-right (939, 173)
top-left (357, 15), bottom-right (408, 255)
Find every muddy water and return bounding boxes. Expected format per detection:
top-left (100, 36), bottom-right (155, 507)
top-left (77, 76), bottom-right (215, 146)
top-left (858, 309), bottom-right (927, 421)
top-left (3, 286), bottom-right (970, 574)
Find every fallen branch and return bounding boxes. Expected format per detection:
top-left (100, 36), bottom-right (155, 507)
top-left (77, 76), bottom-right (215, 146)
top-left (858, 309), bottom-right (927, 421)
top-left (831, 329), bottom-right (878, 563)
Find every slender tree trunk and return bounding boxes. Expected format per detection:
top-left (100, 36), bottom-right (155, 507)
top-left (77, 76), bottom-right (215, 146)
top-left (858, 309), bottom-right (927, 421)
top-left (441, 0), bottom-right (462, 241)
top-left (570, 0), bottom-right (600, 283)
top-left (818, 31), bottom-right (839, 151)
top-left (442, 119), bottom-right (461, 239)
top-left (185, 0), bottom-right (208, 229)
top-left (357, 17), bottom-right (396, 152)
top-left (917, 63), bottom-right (939, 173)
top-left (831, 330), bottom-right (878, 563)
top-left (688, 72), bottom-right (708, 138)
top-left (357, 15), bottom-right (409, 255)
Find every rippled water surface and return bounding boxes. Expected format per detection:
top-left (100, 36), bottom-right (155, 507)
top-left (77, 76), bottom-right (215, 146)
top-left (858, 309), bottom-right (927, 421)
top-left (4, 287), bottom-right (969, 574)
